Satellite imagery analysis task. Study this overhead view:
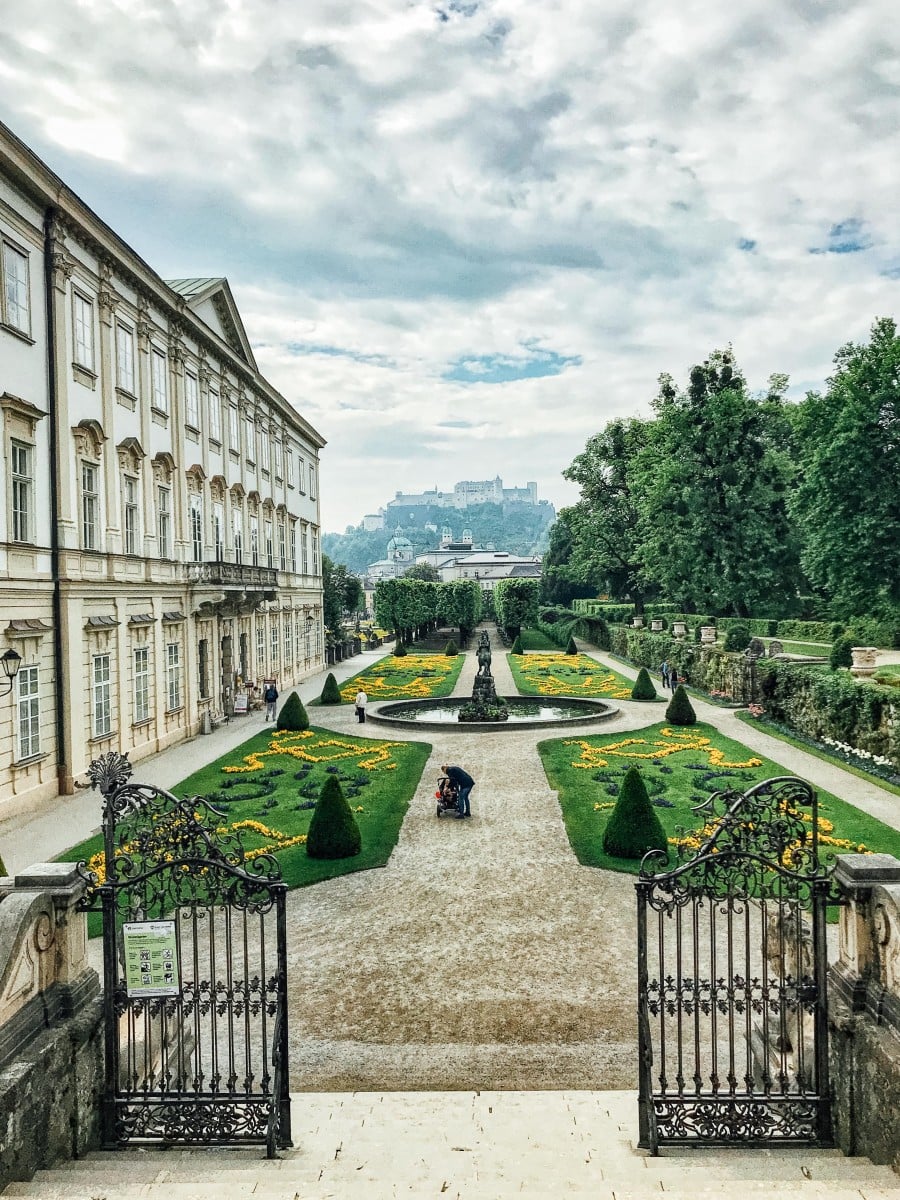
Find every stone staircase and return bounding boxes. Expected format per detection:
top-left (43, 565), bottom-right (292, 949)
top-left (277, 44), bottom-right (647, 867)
top-left (4, 1091), bottom-right (900, 1200)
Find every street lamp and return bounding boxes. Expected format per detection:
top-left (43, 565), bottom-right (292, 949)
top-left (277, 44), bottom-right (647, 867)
top-left (0, 648), bottom-right (22, 697)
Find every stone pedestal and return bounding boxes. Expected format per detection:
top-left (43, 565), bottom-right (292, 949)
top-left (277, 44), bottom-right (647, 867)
top-left (850, 646), bottom-right (878, 677)
top-left (632, 616), bottom-right (644, 629)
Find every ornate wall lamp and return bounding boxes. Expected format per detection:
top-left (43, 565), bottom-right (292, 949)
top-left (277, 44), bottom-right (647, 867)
top-left (0, 648), bottom-right (22, 697)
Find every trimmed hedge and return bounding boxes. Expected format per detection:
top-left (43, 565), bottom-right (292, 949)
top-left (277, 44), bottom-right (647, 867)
top-left (306, 775), bottom-right (362, 859)
top-left (631, 667), bottom-right (658, 701)
top-left (444, 639), bottom-right (458, 656)
top-left (277, 691), bottom-right (309, 731)
top-left (565, 636), bottom-right (578, 655)
top-left (830, 635), bottom-right (855, 671)
top-left (602, 766), bottom-right (668, 860)
top-left (510, 635), bottom-right (524, 655)
top-left (666, 684), bottom-right (696, 726)
top-left (723, 624), bottom-right (751, 652)
top-left (320, 672), bottom-right (342, 704)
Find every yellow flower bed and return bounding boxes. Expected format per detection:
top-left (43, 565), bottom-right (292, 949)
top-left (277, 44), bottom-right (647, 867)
top-left (565, 727), bottom-right (764, 770)
top-left (223, 729), bottom-right (401, 773)
top-left (515, 652), bottom-right (633, 699)
top-left (339, 653), bottom-right (458, 701)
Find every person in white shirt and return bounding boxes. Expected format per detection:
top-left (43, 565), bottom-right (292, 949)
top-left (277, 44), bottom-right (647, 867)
top-left (355, 689), bottom-right (368, 723)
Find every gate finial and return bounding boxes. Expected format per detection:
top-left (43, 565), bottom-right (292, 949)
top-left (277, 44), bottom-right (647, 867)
top-left (87, 750), bottom-right (133, 797)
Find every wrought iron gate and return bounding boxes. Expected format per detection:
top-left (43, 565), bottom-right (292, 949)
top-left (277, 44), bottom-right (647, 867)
top-left (81, 753), bottom-right (291, 1155)
top-left (636, 776), bottom-right (835, 1151)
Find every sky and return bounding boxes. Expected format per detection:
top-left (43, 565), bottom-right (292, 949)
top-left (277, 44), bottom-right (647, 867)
top-left (1, 0), bottom-right (898, 533)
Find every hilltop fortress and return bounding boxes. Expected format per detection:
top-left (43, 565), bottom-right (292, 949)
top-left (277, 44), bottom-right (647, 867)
top-left (363, 476), bottom-right (540, 530)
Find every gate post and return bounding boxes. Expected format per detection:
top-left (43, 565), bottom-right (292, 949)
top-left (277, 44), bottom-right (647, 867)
top-left (635, 879), bottom-right (656, 1153)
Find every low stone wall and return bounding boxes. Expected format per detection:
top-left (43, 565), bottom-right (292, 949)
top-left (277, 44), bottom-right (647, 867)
top-left (0, 863), bottom-right (103, 1190)
top-left (830, 855), bottom-right (900, 1169)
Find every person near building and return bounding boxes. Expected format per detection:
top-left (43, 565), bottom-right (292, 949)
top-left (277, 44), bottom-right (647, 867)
top-left (440, 762), bottom-right (475, 818)
top-left (355, 688), bottom-right (368, 723)
top-left (263, 681), bottom-right (279, 721)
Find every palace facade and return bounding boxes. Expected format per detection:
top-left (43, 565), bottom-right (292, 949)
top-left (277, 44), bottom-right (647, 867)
top-left (0, 122), bottom-right (325, 822)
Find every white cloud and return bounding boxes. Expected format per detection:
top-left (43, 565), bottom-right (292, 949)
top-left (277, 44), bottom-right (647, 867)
top-left (1, 0), bottom-right (898, 530)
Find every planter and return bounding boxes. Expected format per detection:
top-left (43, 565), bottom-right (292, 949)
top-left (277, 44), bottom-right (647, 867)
top-left (650, 620), bottom-right (663, 632)
top-left (700, 626), bottom-right (717, 645)
top-left (632, 616), bottom-right (644, 629)
top-left (673, 621), bottom-right (687, 639)
top-left (850, 646), bottom-right (878, 678)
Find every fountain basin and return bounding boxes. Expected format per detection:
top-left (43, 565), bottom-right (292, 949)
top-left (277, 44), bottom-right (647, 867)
top-left (368, 695), bottom-right (619, 731)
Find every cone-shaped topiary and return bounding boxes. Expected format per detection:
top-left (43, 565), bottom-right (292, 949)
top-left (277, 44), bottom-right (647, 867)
top-left (602, 765), bottom-right (668, 860)
top-left (830, 634), bottom-right (855, 670)
top-left (306, 775), bottom-right (362, 859)
top-left (666, 683), bottom-right (696, 725)
top-left (445, 639), bottom-right (458, 656)
top-left (393, 642), bottom-right (407, 657)
top-left (320, 672), bottom-right (342, 704)
top-left (565, 636), bottom-right (578, 655)
top-left (510, 635), bottom-right (524, 655)
top-left (277, 691), bottom-right (309, 731)
top-left (631, 667), bottom-right (657, 701)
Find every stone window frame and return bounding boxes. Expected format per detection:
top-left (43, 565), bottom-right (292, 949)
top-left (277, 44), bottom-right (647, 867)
top-left (184, 367), bottom-right (200, 432)
top-left (16, 662), bottom-right (40, 761)
top-left (165, 640), bottom-right (182, 712)
top-left (71, 287), bottom-right (97, 383)
top-left (115, 317), bottom-right (136, 399)
top-left (1, 233), bottom-right (32, 340)
top-left (150, 343), bottom-right (169, 415)
top-left (72, 421), bottom-right (105, 554)
top-left (1, 395), bottom-right (46, 547)
top-left (230, 482), bottom-right (245, 564)
top-left (208, 382), bottom-right (222, 445)
top-left (117, 437), bottom-right (145, 557)
top-left (152, 452), bottom-right (175, 561)
top-left (133, 643), bottom-right (151, 724)
top-left (92, 652), bottom-right (112, 738)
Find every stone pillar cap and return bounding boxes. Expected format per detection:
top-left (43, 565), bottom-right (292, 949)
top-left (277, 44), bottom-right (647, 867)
top-left (835, 853), bottom-right (900, 887)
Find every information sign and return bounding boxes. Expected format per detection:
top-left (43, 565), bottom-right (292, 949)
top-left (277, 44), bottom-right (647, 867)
top-left (122, 920), bottom-right (180, 998)
top-left (233, 693), bottom-right (248, 714)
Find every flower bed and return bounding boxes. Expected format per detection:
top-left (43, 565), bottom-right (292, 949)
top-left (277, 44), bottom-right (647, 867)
top-left (58, 727), bottom-right (431, 915)
top-left (338, 651), bottom-right (465, 702)
top-left (508, 651), bottom-right (635, 700)
top-left (539, 720), bottom-right (900, 878)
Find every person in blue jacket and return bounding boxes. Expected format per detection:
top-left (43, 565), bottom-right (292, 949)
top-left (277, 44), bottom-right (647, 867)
top-left (440, 762), bottom-right (475, 818)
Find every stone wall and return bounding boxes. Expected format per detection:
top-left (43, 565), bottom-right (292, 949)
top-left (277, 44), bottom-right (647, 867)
top-left (830, 854), bottom-right (900, 1169)
top-left (0, 863), bottom-right (103, 1190)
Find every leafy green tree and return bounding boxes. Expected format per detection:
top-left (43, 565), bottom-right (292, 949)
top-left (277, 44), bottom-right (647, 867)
top-left (634, 351), bottom-right (800, 615)
top-left (562, 418), bottom-right (652, 606)
top-left (322, 555), bottom-right (344, 633)
top-left (438, 580), bottom-right (482, 642)
top-left (306, 776), bottom-right (362, 859)
top-left (602, 766), bottom-right (668, 859)
top-left (494, 578), bottom-right (540, 638)
top-left (792, 318), bottom-right (900, 616)
top-left (830, 633), bottom-right (855, 670)
top-left (404, 562), bottom-right (441, 582)
top-left (541, 509), bottom-right (599, 605)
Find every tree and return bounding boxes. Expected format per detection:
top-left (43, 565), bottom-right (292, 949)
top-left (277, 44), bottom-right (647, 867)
top-left (322, 554), bottom-right (344, 633)
top-left (306, 776), bottom-right (362, 859)
top-left (494, 578), bottom-right (540, 638)
top-left (438, 580), bottom-right (482, 642)
top-left (320, 672), bottom-right (342, 704)
top-left (602, 766), bottom-right (668, 859)
top-left (666, 684), bottom-right (696, 725)
top-left (404, 562), bottom-right (440, 582)
top-left (633, 350), bottom-right (800, 615)
top-left (541, 509), bottom-right (599, 605)
top-left (277, 692), bottom-right (309, 731)
top-left (562, 418), bottom-right (652, 606)
top-left (792, 318), bottom-right (900, 615)
top-left (631, 667), bottom-right (657, 700)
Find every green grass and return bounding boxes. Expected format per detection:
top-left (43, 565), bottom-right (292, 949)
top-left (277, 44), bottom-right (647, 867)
top-left (764, 638), bottom-right (830, 656)
top-left (508, 651), bottom-right (650, 701)
top-left (57, 725), bottom-right (431, 933)
top-left (539, 719), bottom-right (900, 878)
top-left (336, 650), bottom-right (466, 703)
top-left (734, 710), bottom-right (900, 799)
top-left (519, 627), bottom-right (558, 651)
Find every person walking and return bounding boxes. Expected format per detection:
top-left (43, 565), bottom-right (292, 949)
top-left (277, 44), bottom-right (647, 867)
top-left (660, 660), bottom-right (670, 688)
top-left (440, 762), bottom-right (475, 818)
top-left (355, 688), bottom-right (368, 723)
top-left (668, 664), bottom-right (679, 692)
top-left (263, 681), bottom-right (279, 721)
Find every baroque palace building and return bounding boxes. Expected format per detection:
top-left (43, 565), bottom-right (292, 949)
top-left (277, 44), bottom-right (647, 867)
top-left (0, 121), bottom-right (326, 822)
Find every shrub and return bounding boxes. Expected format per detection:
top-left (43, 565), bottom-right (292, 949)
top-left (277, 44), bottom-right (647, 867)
top-left (306, 776), bottom-right (362, 859)
top-left (393, 642), bottom-right (408, 657)
top-left (631, 667), bottom-right (658, 701)
top-left (830, 635), bottom-right (855, 671)
top-left (510, 635), bottom-right (524, 655)
top-left (320, 672), bottom-right (342, 704)
top-left (602, 766), bottom-right (669, 860)
top-left (444, 639), bottom-right (458, 656)
top-left (565, 636), bottom-right (578, 655)
top-left (277, 691), bottom-right (309, 731)
top-left (723, 624), bottom-right (751, 652)
top-left (666, 684), bottom-right (697, 726)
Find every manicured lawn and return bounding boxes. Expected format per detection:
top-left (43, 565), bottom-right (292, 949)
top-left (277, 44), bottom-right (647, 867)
top-left (519, 628), bottom-right (558, 651)
top-left (337, 651), bottom-right (465, 702)
top-left (508, 651), bottom-right (644, 701)
top-left (764, 638), bottom-right (830, 656)
top-left (58, 726), bottom-right (431, 930)
top-left (539, 720), bottom-right (900, 877)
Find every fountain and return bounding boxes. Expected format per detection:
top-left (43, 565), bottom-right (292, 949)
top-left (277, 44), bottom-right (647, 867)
top-left (457, 632), bottom-right (508, 722)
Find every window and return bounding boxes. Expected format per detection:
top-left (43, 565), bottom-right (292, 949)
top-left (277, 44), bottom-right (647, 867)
top-left (244, 415), bottom-right (255, 462)
top-left (309, 463), bottom-right (316, 499)
top-left (297, 457), bottom-right (305, 493)
top-left (256, 625), bottom-right (265, 674)
top-left (213, 502), bottom-right (224, 560)
top-left (285, 447), bottom-right (294, 486)
top-left (229, 405), bottom-right (239, 451)
top-left (185, 371), bottom-right (200, 428)
top-left (157, 486), bottom-right (171, 558)
top-left (82, 462), bottom-right (99, 550)
top-left (250, 515), bottom-right (259, 566)
top-left (265, 519), bottom-right (274, 569)
top-left (290, 521), bottom-right (297, 573)
top-left (116, 322), bottom-right (135, 393)
top-left (189, 494), bottom-right (203, 562)
top-left (2, 240), bottom-right (30, 334)
top-left (208, 387), bottom-right (221, 442)
top-left (123, 476), bottom-right (139, 555)
top-left (284, 616), bottom-right (292, 665)
top-left (17, 665), bottom-right (39, 759)
top-left (278, 520), bottom-right (287, 571)
top-left (11, 440), bottom-right (32, 543)
top-left (151, 348), bottom-right (168, 413)
top-left (198, 638), bottom-right (210, 699)
top-left (301, 524), bottom-right (308, 573)
top-left (133, 647), bottom-right (150, 723)
top-left (259, 429), bottom-right (271, 473)
top-left (73, 292), bottom-right (94, 369)
top-left (232, 508), bottom-right (243, 564)
top-left (273, 440), bottom-right (283, 479)
top-left (311, 528), bottom-right (320, 574)
top-left (166, 642), bottom-right (181, 710)
top-left (271, 621), bottom-right (279, 666)
top-left (92, 653), bottom-right (111, 737)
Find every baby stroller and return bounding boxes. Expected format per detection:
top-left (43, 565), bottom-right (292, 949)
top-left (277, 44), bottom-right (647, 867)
top-left (435, 775), bottom-right (459, 818)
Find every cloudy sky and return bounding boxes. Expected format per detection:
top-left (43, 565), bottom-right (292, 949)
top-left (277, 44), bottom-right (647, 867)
top-left (1, 1), bottom-right (898, 532)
